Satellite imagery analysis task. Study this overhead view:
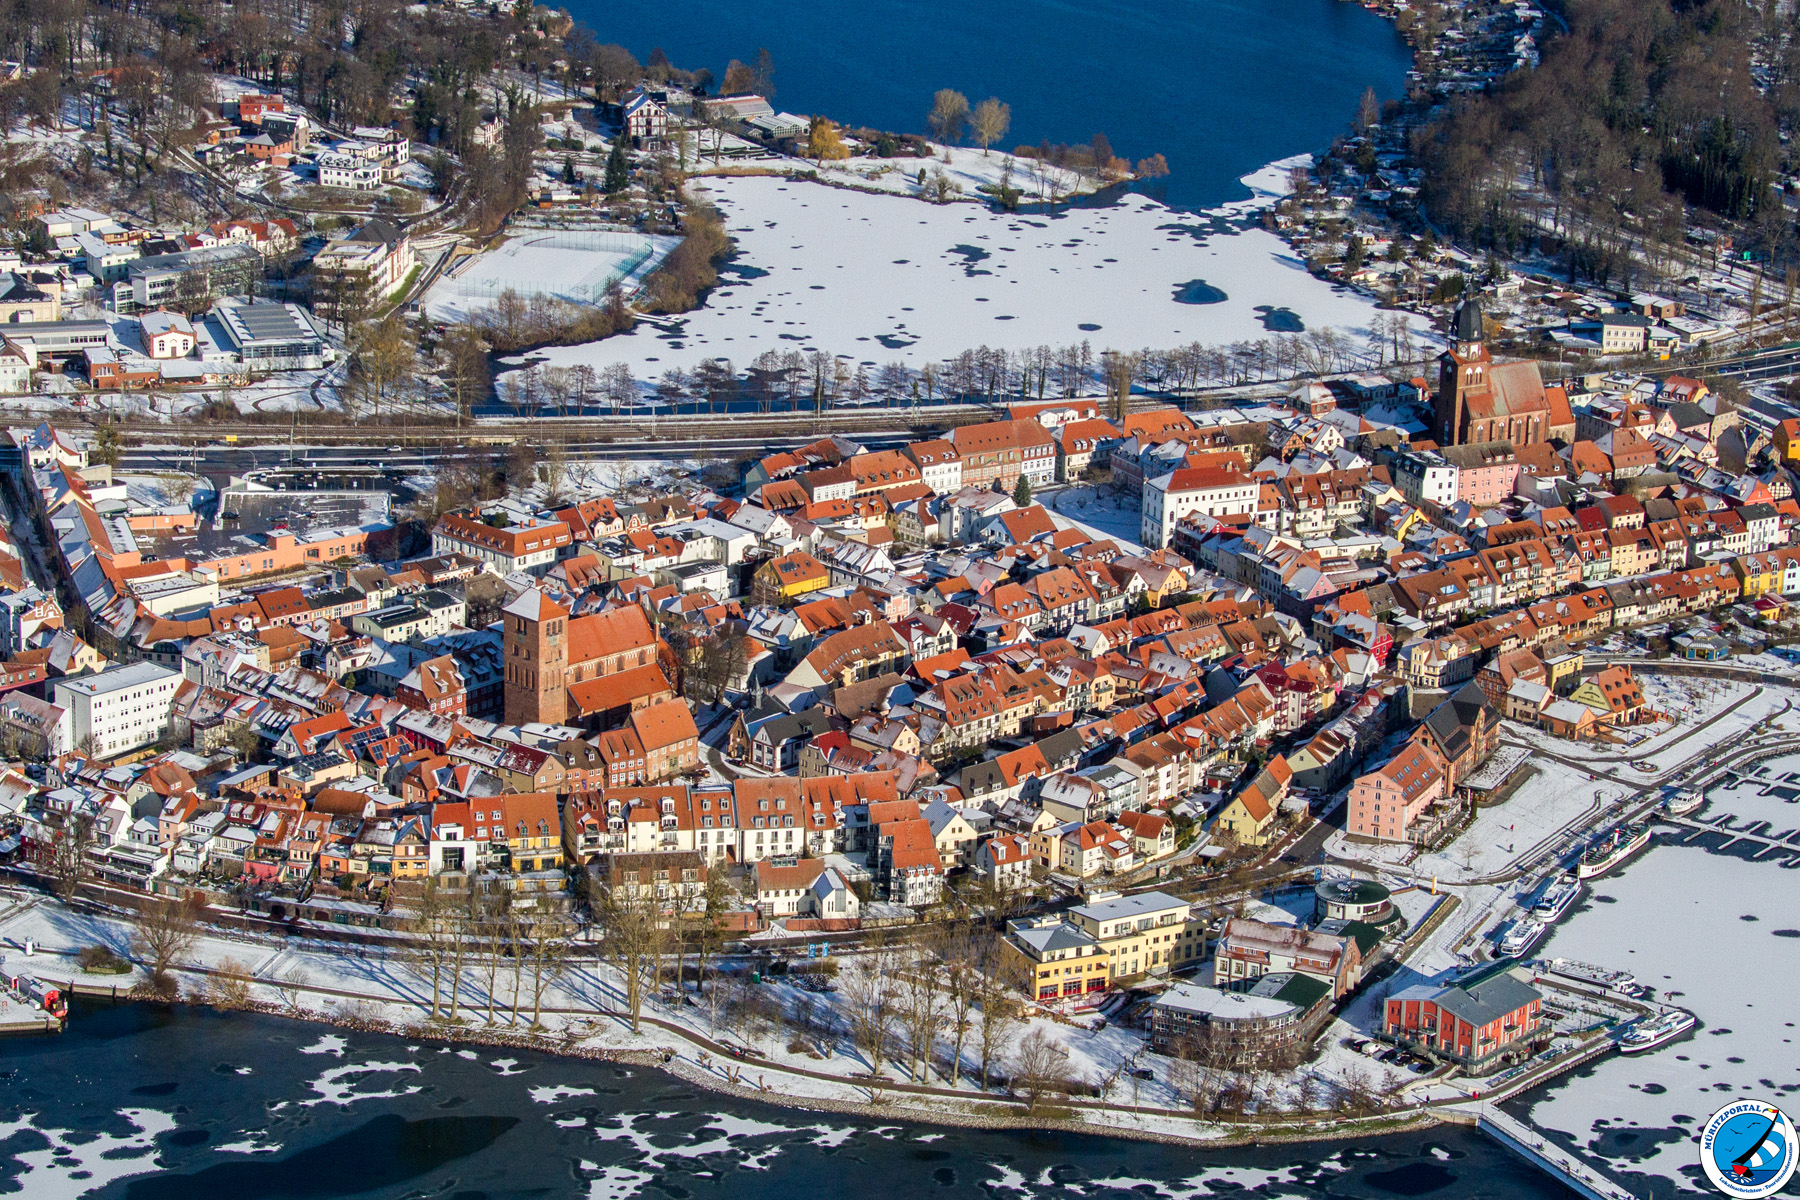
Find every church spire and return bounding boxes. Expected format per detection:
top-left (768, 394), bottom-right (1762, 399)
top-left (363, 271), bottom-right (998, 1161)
top-left (1453, 296), bottom-right (1484, 346)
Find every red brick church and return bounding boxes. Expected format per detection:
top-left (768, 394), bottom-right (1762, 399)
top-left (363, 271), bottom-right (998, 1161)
top-left (1434, 298), bottom-right (1552, 448)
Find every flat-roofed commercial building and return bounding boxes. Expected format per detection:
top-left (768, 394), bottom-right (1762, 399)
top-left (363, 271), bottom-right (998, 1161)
top-left (215, 300), bottom-right (333, 370)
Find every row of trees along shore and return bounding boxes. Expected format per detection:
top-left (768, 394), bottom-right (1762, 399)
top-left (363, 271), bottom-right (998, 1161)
top-left (101, 894), bottom-right (1405, 1117)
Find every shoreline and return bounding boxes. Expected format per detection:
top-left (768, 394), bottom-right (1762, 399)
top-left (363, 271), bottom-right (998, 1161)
top-left (57, 977), bottom-right (1449, 1152)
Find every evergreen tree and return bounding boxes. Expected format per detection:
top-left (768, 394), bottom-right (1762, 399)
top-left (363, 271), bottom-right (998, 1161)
top-left (562, 155), bottom-right (576, 185)
top-left (1012, 474), bottom-right (1032, 507)
top-left (604, 139), bottom-right (630, 194)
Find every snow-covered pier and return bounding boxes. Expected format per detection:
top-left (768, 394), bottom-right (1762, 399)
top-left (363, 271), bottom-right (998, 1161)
top-left (1476, 1109), bottom-right (1637, 1200)
top-left (1662, 813), bottom-right (1800, 864)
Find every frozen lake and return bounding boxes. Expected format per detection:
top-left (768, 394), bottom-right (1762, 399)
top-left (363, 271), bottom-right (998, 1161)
top-left (1517, 841), bottom-right (1800, 1198)
top-left (0, 1003), bottom-right (1570, 1200)
top-left (512, 167), bottom-right (1428, 388)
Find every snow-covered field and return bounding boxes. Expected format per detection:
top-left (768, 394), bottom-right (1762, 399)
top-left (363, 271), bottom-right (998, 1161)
top-left (1520, 843), bottom-right (1800, 1196)
top-left (510, 161), bottom-right (1429, 387)
top-left (732, 143), bottom-right (1096, 206)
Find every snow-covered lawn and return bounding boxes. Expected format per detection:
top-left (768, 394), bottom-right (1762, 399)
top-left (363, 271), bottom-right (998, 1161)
top-left (1426, 756), bottom-right (1625, 882)
top-left (727, 143), bottom-right (1098, 207)
top-left (1519, 844), bottom-right (1800, 1196)
top-left (508, 167), bottom-right (1430, 387)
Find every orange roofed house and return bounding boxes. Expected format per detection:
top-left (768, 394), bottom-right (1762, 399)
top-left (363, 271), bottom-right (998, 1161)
top-left (592, 699), bottom-right (701, 787)
top-left (751, 549), bottom-right (832, 607)
top-left (948, 418), bottom-right (1056, 491)
top-left (432, 512), bottom-right (571, 577)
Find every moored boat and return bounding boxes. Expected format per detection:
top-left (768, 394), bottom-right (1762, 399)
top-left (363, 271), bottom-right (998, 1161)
top-left (1619, 1009), bottom-right (1696, 1054)
top-left (1531, 875), bottom-right (1583, 920)
top-left (1577, 823), bottom-right (1652, 879)
top-left (1663, 789), bottom-right (1703, 817)
top-left (1537, 956), bottom-right (1638, 993)
top-left (1498, 916), bottom-right (1547, 958)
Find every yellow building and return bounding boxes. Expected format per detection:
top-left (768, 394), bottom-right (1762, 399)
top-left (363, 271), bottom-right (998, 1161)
top-left (1215, 758), bottom-right (1290, 847)
top-left (751, 550), bottom-right (832, 605)
top-left (1064, 890), bottom-right (1206, 981)
top-left (1733, 552), bottom-right (1780, 599)
top-left (1777, 418), bottom-right (1800, 464)
top-left (1005, 915), bottom-right (1111, 1002)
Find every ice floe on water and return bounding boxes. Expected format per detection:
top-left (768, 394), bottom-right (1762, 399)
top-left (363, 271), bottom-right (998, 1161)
top-left (0, 1107), bottom-right (177, 1200)
top-left (510, 161), bottom-right (1431, 389)
top-left (580, 1109), bottom-right (826, 1173)
top-left (297, 1033), bottom-right (346, 1056)
top-left (579, 1161), bottom-right (655, 1200)
top-left (213, 1131), bottom-right (283, 1154)
top-left (300, 1059), bottom-right (424, 1107)
top-left (530, 1084), bottom-right (598, 1104)
top-left (1523, 843), bottom-right (1800, 1193)
top-left (489, 1057), bottom-right (530, 1076)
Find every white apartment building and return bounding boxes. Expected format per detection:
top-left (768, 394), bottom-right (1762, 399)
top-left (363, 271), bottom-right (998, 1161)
top-left (54, 661), bottom-right (182, 758)
top-left (317, 152), bottom-right (383, 191)
top-left (1393, 449), bottom-right (1459, 509)
top-left (1141, 467), bottom-right (1259, 549)
top-left (431, 513), bottom-right (572, 576)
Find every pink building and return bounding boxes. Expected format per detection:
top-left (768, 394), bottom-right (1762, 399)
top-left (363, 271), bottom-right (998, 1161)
top-left (1346, 738), bottom-right (1447, 843)
top-left (1443, 440), bottom-right (1521, 508)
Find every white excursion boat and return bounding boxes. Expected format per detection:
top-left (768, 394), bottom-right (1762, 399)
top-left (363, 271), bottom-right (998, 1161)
top-left (1538, 956), bottom-right (1639, 994)
top-left (1531, 875), bottom-right (1583, 920)
top-left (1498, 916), bottom-right (1548, 959)
top-left (1619, 1009), bottom-right (1696, 1054)
top-left (1577, 823), bottom-right (1653, 879)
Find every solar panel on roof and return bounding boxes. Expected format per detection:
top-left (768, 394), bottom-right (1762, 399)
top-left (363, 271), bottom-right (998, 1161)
top-left (234, 304), bottom-right (305, 338)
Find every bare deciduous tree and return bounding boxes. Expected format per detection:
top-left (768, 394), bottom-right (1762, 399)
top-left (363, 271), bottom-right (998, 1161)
top-left (206, 957), bottom-right (254, 1010)
top-left (972, 931), bottom-right (1023, 1089)
top-left (897, 948), bottom-right (944, 1082)
top-left (404, 876), bottom-right (461, 1020)
top-left (1010, 1027), bottom-right (1071, 1111)
top-left (131, 895), bottom-right (203, 999)
top-left (927, 88), bottom-right (969, 144)
top-left (49, 813), bottom-right (92, 901)
top-left (842, 944), bottom-right (899, 1076)
top-left (595, 881), bottom-right (671, 1033)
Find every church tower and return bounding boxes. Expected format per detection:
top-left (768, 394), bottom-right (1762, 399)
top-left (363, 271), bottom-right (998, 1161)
top-left (1435, 297), bottom-right (1492, 446)
top-left (503, 587), bottom-right (570, 726)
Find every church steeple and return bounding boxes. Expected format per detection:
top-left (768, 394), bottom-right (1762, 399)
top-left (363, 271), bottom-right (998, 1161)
top-left (1436, 296), bottom-right (1494, 446)
top-left (1452, 296), bottom-right (1485, 347)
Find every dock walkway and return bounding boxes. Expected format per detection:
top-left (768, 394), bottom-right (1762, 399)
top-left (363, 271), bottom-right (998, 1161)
top-left (1475, 1108), bottom-right (1639, 1200)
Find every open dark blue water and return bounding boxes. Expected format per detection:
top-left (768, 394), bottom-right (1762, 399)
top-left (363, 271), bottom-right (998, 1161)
top-left (572, 0), bottom-right (1412, 210)
top-left (0, 1001), bottom-right (1573, 1199)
